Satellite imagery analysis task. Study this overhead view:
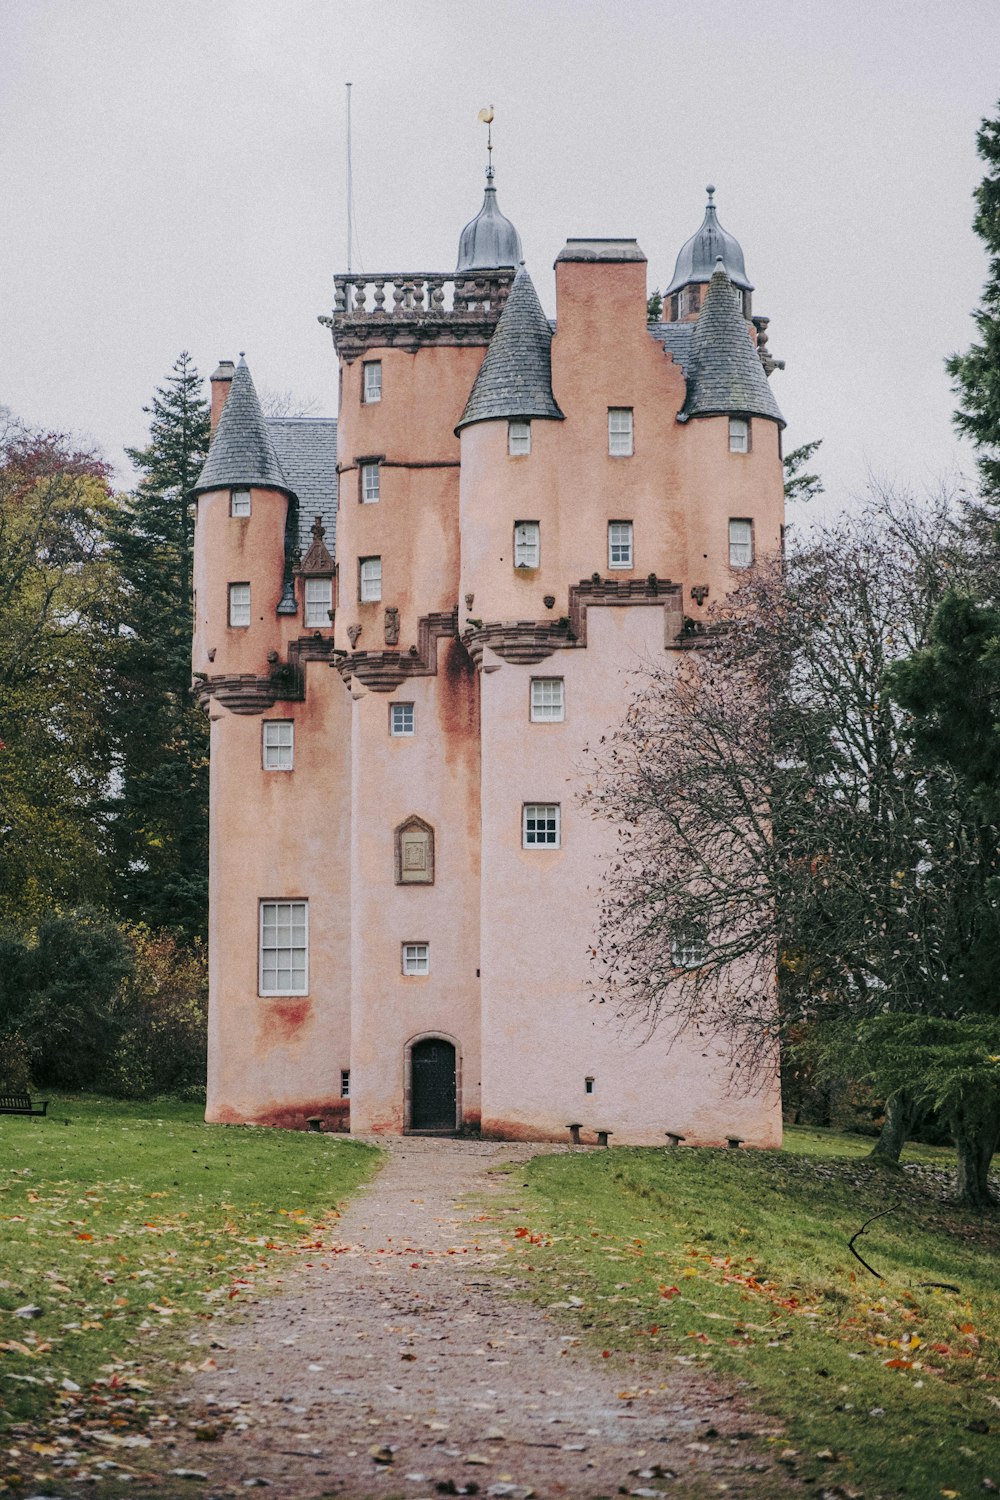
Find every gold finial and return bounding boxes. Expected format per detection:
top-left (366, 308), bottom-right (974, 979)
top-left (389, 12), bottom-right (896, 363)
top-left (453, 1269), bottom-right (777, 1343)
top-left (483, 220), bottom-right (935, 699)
top-left (478, 105), bottom-right (495, 179)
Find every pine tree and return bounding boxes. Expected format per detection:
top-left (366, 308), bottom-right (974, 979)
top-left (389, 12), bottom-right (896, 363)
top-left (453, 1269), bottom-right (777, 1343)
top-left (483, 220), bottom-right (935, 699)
top-left (105, 354), bottom-right (211, 939)
top-left (947, 100), bottom-right (1000, 498)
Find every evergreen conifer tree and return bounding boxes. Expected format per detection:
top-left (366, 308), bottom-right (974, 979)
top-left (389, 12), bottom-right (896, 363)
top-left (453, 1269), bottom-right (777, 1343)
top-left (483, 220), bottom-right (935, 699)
top-left (105, 354), bottom-right (211, 939)
top-left (948, 100), bottom-right (1000, 499)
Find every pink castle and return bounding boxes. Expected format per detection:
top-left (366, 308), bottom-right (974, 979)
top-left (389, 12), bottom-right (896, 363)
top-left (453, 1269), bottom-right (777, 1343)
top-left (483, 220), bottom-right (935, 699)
top-left (192, 171), bottom-right (785, 1145)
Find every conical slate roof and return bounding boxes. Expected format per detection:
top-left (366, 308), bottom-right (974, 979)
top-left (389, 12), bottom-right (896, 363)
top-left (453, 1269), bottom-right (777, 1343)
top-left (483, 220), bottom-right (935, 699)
top-left (456, 172), bottom-right (524, 271)
top-left (193, 358), bottom-right (292, 496)
top-left (455, 266), bottom-right (564, 432)
top-left (682, 260), bottom-right (784, 426)
top-left (664, 187), bottom-right (753, 296)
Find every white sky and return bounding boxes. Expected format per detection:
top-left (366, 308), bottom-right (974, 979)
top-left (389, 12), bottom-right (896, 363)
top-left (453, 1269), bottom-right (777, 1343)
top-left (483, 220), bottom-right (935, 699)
top-left (2, 0), bottom-right (998, 510)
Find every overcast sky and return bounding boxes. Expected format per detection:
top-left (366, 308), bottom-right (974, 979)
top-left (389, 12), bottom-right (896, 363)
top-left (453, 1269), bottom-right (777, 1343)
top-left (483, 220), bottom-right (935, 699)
top-left (2, 0), bottom-right (998, 512)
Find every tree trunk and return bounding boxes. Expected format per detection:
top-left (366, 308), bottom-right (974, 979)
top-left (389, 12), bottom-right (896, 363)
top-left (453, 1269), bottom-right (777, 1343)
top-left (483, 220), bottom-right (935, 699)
top-left (952, 1096), bottom-right (1000, 1211)
top-left (869, 1090), bottom-right (912, 1164)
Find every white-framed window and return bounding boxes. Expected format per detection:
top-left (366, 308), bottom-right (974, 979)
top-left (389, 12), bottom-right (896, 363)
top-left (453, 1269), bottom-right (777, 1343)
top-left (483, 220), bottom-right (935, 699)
top-left (231, 488), bottom-right (251, 517)
top-left (530, 677), bottom-right (565, 723)
top-left (304, 577), bottom-right (333, 627)
top-left (514, 521), bottom-right (540, 568)
top-left (508, 420), bottom-right (531, 456)
top-left (671, 929), bottom-right (707, 969)
top-left (262, 720), bottom-right (294, 771)
top-left (390, 702), bottom-right (415, 737)
top-left (363, 361), bottom-right (382, 403)
top-left (729, 519), bottom-right (753, 569)
top-left (608, 520), bottom-right (634, 569)
top-left (360, 556), bottom-right (382, 602)
top-left (259, 900), bottom-right (308, 996)
top-left (361, 462), bottom-right (381, 503)
top-left (523, 803), bottom-right (560, 848)
top-left (608, 407), bottom-right (634, 456)
top-left (228, 582), bottom-right (251, 627)
top-left (402, 942), bottom-right (429, 976)
top-left (729, 417), bottom-right (749, 453)
top-left (340, 1069), bottom-right (351, 1098)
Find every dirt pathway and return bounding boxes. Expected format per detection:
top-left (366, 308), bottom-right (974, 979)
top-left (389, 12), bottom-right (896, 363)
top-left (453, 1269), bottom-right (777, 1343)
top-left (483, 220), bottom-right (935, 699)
top-left (149, 1139), bottom-right (795, 1499)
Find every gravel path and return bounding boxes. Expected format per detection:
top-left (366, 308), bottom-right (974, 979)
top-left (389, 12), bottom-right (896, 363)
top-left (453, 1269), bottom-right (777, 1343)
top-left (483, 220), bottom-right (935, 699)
top-left (149, 1139), bottom-right (796, 1499)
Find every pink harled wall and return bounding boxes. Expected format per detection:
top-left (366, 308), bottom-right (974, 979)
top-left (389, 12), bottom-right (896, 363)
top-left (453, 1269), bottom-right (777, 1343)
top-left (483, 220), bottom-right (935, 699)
top-left (205, 662), bottom-right (352, 1129)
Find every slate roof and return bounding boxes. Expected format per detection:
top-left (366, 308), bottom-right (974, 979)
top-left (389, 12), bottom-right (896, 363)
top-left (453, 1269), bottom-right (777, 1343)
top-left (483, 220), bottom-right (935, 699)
top-left (456, 266), bottom-right (564, 432)
top-left (267, 418), bottom-right (338, 555)
top-left (457, 172), bottom-right (523, 271)
top-left (192, 358), bottom-right (291, 497)
top-left (648, 320), bottom-right (694, 375)
top-left (664, 187), bottom-right (753, 295)
top-left (679, 260), bottom-right (784, 426)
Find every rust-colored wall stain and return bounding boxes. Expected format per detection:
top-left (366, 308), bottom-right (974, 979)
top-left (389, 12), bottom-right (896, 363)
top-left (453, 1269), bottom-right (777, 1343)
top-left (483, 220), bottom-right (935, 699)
top-left (259, 1000), bottom-right (311, 1047)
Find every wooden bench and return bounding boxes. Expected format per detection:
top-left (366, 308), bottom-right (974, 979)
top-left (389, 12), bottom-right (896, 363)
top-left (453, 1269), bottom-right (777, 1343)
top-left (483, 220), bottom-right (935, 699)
top-left (0, 1094), bottom-right (49, 1117)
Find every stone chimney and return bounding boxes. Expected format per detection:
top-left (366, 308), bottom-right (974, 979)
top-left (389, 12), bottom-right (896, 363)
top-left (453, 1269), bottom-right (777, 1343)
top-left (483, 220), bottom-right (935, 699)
top-left (210, 360), bottom-right (235, 433)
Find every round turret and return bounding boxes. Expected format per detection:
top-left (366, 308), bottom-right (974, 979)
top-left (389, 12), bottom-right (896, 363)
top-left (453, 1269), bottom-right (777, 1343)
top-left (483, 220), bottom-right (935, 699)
top-left (665, 187), bottom-right (753, 320)
top-left (456, 170), bottom-right (523, 272)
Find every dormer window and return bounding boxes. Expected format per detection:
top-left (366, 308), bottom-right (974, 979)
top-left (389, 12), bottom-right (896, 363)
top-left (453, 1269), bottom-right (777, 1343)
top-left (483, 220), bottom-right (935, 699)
top-left (514, 521), bottom-right (540, 569)
top-left (508, 420), bottom-right (531, 456)
top-left (608, 408), bottom-right (633, 457)
top-left (363, 361), bottom-right (382, 403)
top-left (304, 578), bottom-right (333, 627)
top-left (231, 489), bottom-right (251, 517)
top-left (729, 417), bottom-right (749, 454)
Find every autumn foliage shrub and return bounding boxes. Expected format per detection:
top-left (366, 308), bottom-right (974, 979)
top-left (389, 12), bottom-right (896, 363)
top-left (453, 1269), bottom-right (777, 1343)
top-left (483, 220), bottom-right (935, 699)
top-left (0, 908), bottom-right (206, 1097)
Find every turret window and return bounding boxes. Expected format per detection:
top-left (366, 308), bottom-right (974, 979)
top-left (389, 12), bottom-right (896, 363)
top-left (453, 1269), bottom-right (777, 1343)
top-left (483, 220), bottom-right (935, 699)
top-left (228, 583), bottom-right (251, 627)
top-left (361, 462), bottom-right (381, 503)
top-left (363, 361), bottom-right (382, 403)
top-left (390, 702), bottom-right (415, 737)
top-left (304, 578), bottom-right (333, 627)
top-left (360, 557), bottom-right (382, 602)
top-left (729, 417), bottom-right (750, 453)
top-left (259, 900), bottom-right (308, 997)
top-left (514, 521), bottom-right (540, 569)
top-left (729, 519), bottom-right (753, 568)
top-left (608, 408), bottom-right (634, 456)
top-left (508, 420), bottom-right (531, 456)
top-left (263, 720), bottom-right (294, 771)
top-left (608, 521), bottom-right (634, 569)
top-left (230, 488), bottom-right (251, 517)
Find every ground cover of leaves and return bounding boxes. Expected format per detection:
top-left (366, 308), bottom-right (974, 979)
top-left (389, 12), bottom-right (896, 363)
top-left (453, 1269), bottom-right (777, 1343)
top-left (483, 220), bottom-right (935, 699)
top-left (0, 1097), bottom-right (379, 1494)
top-left (508, 1127), bottom-right (999, 1499)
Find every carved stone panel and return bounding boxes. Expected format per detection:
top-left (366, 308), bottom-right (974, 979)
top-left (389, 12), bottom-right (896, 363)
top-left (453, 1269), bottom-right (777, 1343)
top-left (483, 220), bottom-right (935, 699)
top-left (394, 815), bottom-right (434, 885)
top-left (384, 606), bottom-right (400, 645)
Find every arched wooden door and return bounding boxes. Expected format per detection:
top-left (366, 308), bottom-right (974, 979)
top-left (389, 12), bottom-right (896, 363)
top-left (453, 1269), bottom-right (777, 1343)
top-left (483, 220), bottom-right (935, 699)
top-left (410, 1038), bottom-right (457, 1132)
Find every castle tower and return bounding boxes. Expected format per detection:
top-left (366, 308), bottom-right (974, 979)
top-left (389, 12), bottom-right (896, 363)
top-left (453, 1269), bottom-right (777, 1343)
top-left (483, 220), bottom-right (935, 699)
top-left (663, 186), bottom-right (754, 322)
top-left (193, 151), bottom-right (787, 1146)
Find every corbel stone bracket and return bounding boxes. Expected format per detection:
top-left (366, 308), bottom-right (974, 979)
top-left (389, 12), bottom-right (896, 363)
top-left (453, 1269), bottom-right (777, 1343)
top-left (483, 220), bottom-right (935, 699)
top-left (193, 635), bottom-right (343, 716)
top-left (461, 577), bottom-right (685, 666)
top-left (334, 609), bottom-right (459, 693)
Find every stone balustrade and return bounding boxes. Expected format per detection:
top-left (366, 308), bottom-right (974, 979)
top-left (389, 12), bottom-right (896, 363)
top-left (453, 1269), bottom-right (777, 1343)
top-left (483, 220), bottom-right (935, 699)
top-left (322, 271), bottom-right (515, 358)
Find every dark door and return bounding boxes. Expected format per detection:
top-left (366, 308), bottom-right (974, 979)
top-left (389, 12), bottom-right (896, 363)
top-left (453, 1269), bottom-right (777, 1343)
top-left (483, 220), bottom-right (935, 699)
top-left (410, 1039), bottom-right (457, 1131)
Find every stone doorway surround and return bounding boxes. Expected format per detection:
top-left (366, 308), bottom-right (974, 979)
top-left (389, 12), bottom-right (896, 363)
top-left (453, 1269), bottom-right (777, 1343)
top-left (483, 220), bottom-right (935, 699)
top-left (404, 1030), bottom-right (462, 1134)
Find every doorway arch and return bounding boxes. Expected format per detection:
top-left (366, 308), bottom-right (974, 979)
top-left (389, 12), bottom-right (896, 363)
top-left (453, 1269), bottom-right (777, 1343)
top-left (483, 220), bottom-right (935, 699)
top-left (404, 1032), bottom-right (461, 1134)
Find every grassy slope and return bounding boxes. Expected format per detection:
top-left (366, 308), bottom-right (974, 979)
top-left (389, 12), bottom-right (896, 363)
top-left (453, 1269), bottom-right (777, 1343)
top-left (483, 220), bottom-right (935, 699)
top-left (0, 1097), bottom-right (378, 1454)
top-left (508, 1127), bottom-right (999, 1500)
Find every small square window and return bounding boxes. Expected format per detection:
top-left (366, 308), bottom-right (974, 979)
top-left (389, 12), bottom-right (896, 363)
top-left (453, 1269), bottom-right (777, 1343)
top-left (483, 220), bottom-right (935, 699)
top-left (361, 462), bottom-right (381, 503)
top-left (231, 488), bottom-right (251, 517)
top-left (729, 417), bottom-right (749, 453)
top-left (530, 678), bottom-right (564, 723)
top-left (402, 942), bottom-right (429, 976)
top-left (228, 582), bottom-right (251, 627)
top-left (304, 577), bottom-right (333, 627)
top-left (729, 519), bottom-right (753, 569)
top-left (514, 521), bottom-right (540, 568)
top-left (671, 930), bottom-right (707, 969)
top-left (523, 802), bottom-right (560, 847)
top-left (363, 361), bottom-right (382, 403)
top-left (340, 1069), bottom-right (351, 1098)
top-left (259, 899), bottom-right (308, 996)
top-left (508, 420), bottom-right (531, 456)
top-left (608, 408), bottom-right (633, 456)
top-left (263, 720), bottom-right (294, 771)
top-left (608, 520), bottom-right (633, 569)
top-left (390, 702), bottom-right (415, 737)
top-left (360, 557), bottom-right (382, 602)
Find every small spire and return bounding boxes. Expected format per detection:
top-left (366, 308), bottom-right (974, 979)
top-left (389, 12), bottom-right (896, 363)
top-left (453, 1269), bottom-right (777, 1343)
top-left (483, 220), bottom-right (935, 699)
top-left (478, 105), bottom-right (495, 182)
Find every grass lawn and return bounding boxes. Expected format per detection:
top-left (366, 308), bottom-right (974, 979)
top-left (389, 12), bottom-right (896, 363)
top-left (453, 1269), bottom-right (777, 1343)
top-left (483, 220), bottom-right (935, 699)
top-left (0, 1096), bottom-right (379, 1489)
top-left (506, 1127), bottom-right (999, 1500)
